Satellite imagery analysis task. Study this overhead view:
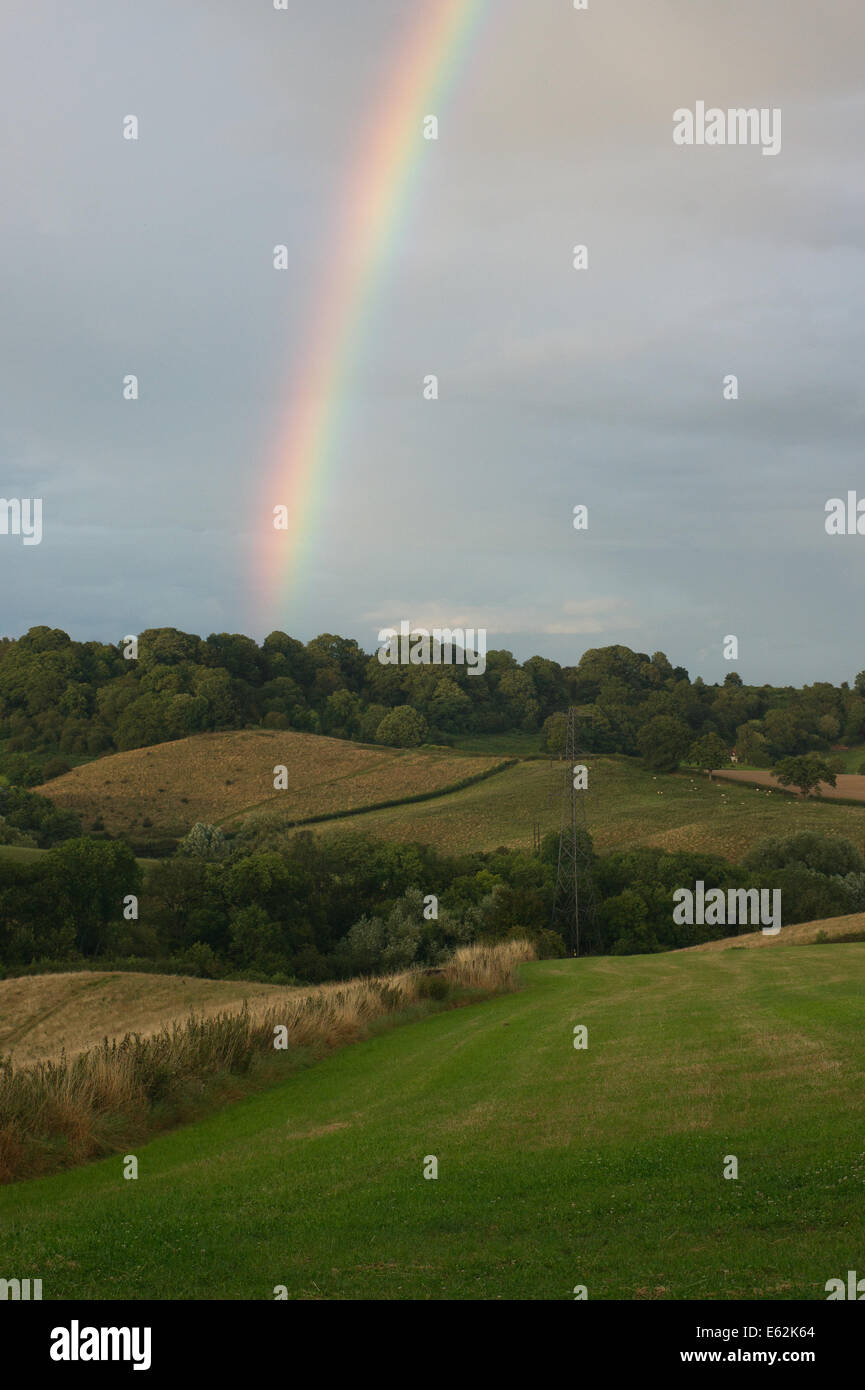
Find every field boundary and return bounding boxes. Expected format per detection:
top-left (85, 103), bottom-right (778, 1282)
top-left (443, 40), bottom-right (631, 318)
top-left (221, 757), bottom-right (517, 834)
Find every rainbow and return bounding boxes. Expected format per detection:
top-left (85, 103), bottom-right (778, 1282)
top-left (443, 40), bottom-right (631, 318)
top-left (257, 0), bottom-right (491, 628)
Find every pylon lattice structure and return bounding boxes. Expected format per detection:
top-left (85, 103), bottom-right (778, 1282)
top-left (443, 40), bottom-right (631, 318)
top-left (550, 707), bottom-right (600, 956)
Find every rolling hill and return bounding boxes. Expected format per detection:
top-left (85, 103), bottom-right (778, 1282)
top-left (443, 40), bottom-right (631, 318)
top-left (33, 729), bottom-right (505, 839)
top-left (312, 755), bottom-right (865, 860)
top-left (26, 736), bottom-right (865, 864)
top-left (2, 947), bottom-right (864, 1299)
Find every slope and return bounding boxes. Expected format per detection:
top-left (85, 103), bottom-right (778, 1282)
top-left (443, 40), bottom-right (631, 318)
top-left (33, 729), bottom-right (504, 839)
top-left (686, 910), bottom-right (865, 951)
top-left (2, 948), bottom-right (864, 1300)
top-left (311, 756), bottom-right (865, 859)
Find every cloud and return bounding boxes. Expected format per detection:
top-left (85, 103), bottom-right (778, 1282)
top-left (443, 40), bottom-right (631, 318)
top-left (361, 597), bottom-right (639, 640)
top-left (2, 0), bottom-right (863, 684)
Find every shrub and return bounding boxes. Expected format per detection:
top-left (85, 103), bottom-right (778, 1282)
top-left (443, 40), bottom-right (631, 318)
top-left (41, 757), bottom-right (71, 781)
top-left (375, 706), bottom-right (429, 748)
top-left (177, 942), bottom-right (221, 978)
top-left (263, 711), bottom-right (290, 729)
top-left (532, 928), bottom-right (567, 959)
top-left (744, 832), bottom-right (865, 878)
top-left (417, 973), bottom-right (449, 1000)
top-left (176, 822), bottom-right (228, 861)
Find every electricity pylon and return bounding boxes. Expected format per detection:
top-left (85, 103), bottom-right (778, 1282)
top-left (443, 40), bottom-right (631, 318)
top-left (550, 707), bottom-right (600, 956)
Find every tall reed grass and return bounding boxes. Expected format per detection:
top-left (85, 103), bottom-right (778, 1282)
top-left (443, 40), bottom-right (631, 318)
top-left (0, 939), bottom-right (534, 1183)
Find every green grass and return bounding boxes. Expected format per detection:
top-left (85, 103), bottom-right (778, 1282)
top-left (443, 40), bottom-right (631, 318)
top-left (0, 844), bottom-right (47, 863)
top-left (0, 843), bottom-right (158, 869)
top-left (9, 753), bottom-right (865, 866)
top-left (2, 947), bottom-right (864, 1300)
top-left (312, 756), bottom-right (865, 860)
top-left (448, 730), bottom-right (546, 758)
top-left (833, 744), bottom-right (865, 773)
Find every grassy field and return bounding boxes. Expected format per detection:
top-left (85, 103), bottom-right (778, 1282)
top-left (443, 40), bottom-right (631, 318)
top-left (0, 844), bottom-right (47, 864)
top-left (449, 730), bottom-right (546, 758)
top-left (2, 945), bottom-right (863, 1299)
top-left (834, 744), bottom-right (865, 773)
top-left (34, 730), bottom-right (505, 839)
top-left (312, 756), bottom-right (865, 860)
top-left (0, 844), bottom-right (159, 870)
top-left (18, 748), bottom-right (865, 863)
top-left (0, 971), bottom-right (297, 1067)
top-left (0, 944), bottom-right (532, 1184)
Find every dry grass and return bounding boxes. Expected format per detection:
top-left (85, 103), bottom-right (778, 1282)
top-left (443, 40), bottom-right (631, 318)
top-left (34, 729), bottom-right (503, 838)
top-left (684, 910), bottom-right (865, 951)
top-left (0, 940), bottom-right (535, 1183)
top-left (0, 972), bottom-right (296, 1068)
top-left (311, 756), bottom-right (865, 862)
top-left (443, 939), bottom-right (535, 991)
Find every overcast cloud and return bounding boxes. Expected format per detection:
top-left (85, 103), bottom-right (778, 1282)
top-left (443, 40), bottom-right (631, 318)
top-left (1, 0), bottom-right (863, 684)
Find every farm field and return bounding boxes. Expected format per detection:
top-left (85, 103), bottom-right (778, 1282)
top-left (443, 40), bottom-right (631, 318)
top-left (712, 767), bottom-right (865, 802)
top-left (0, 971), bottom-right (296, 1067)
top-left (34, 730), bottom-right (505, 839)
top-left (3, 947), bottom-right (863, 1299)
top-left (313, 755), bottom-right (865, 861)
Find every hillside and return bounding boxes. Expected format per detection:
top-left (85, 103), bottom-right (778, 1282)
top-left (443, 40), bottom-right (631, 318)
top-left (2, 948), bottom-right (864, 1299)
top-left (686, 910), bottom-right (865, 952)
top-left (27, 733), bottom-right (865, 862)
top-left (0, 971), bottom-right (296, 1067)
top-left (33, 729), bottom-right (504, 839)
top-left (312, 755), bottom-right (865, 860)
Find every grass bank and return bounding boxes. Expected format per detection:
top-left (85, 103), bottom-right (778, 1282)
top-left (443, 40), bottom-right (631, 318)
top-left (0, 941), bottom-right (534, 1185)
top-left (2, 944), bottom-right (863, 1299)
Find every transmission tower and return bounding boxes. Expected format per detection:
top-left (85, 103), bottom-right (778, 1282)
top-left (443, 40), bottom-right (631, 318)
top-left (550, 707), bottom-right (600, 956)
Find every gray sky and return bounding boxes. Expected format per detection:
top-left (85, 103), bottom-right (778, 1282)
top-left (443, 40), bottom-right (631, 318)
top-left (2, 0), bottom-right (864, 685)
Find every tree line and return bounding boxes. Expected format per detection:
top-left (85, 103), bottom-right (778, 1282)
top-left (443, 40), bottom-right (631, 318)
top-left (3, 627), bottom-right (865, 786)
top-left (1, 826), bottom-right (862, 982)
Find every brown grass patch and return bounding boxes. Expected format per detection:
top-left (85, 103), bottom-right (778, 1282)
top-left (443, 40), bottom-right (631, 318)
top-left (684, 910), bottom-right (865, 951)
top-left (0, 971), bottom-right (295, 1067)
top-left (34, 730), bottom-right (503, 838)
